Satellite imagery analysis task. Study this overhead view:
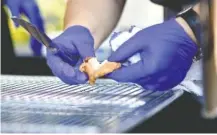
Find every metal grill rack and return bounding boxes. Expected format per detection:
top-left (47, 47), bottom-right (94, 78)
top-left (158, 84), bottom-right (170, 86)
top-left (1, 75), bottom-right (183, 133)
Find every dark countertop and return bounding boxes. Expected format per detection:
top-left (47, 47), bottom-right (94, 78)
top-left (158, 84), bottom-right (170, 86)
top-left (128, 92), bottom-right (217, 133)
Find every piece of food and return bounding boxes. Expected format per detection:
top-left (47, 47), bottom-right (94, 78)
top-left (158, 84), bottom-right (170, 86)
top-left (94, 60), bottom-right (121, 79)
top-left (79, 57), bottom-right (121, 85)
top-left (79, 57), bottom-right (98, 84)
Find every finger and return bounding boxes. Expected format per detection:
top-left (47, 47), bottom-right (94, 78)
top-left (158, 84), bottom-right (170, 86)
top-left (6, 2), bottom-right (20, 27)
top-left (30, 38), bottom-right (42, 56)
top-left (52, 37), bottom-right (78, 55)
top-left (106, 61), bottom-right (145, 82)
top-left (94, 62), bottom-right (121, 78)
top-left (64, 26), bottom-right (95, 59)
top-left (10, 8), bottom-right (20, 20)
top-left (106, 59), bottom-right (161, 82)
top-left (75, 58), bottom-right (84, 67)
top-left (108, 33), bottom-right (145, 62)
top-left (50, 38), bottom-right (79, 66)
top-left (46, 50), bottom-right (87, 84)
top-left (135, 68), bottom-right (186, 91)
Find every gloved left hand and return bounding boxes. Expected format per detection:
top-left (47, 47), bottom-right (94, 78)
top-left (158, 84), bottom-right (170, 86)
top-left (107, 18), bottom-right (198, 91)
top-left (5, 0), bottom-right (45, 56)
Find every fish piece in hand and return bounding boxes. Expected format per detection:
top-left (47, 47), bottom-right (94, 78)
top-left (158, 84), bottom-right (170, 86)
top-left (79, 57), bottom-right (121, 85)
top-left (94, 60), bottom-right (121, 79)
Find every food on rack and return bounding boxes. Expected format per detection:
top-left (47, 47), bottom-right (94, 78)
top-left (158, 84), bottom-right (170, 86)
top-left (94, 60), bottom-right (121, 78)
top-left (79, 57), bottom-right (99, 85)
top-left (79, 57), bottom-right (121, 85)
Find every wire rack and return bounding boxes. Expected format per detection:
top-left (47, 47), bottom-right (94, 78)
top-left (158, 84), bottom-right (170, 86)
top-left (1, 75), bottom-right (182, 133)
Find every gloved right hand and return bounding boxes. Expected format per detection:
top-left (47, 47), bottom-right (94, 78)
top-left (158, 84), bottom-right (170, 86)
top-left (107, 19), bottom-right (198, 91)
top-left (46, 26), bottom-right (95, 85)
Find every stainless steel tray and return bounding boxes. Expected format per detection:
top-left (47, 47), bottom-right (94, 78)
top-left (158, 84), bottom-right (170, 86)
top-left (1, 75), bottom-right (184, 133)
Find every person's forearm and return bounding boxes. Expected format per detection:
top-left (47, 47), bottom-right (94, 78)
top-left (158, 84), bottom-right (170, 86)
top-left (64, 0), bottom-right (125, 49)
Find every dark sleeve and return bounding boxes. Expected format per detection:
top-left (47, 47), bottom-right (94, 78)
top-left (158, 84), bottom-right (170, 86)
top-left (151, 0), bottom-right (199, 11)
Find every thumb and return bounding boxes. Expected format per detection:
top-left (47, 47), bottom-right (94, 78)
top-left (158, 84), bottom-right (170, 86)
top-left (55, 26), bottom-right (95, 60)
top-left (106, 60), bottom-right (145, 82)
top-left (69, 26), bottom-right (95, 59)
top-left (108, 33), bottom-right (145, 63)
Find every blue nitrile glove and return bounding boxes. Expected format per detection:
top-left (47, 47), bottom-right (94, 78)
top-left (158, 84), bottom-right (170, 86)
top-left (6, 0), bottom-right (45, 56)
top-left (107, 18), bottom-right (198, 91)
top-left (46, 26), bottom-right (95, 85)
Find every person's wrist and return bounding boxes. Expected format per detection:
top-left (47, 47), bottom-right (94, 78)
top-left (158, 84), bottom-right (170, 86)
top-left (192, 3), bottom-right (200, 15)
top-left (175, 17), bottom-right (198, 44)
top-left (175, 3), bottom-right (200, 45)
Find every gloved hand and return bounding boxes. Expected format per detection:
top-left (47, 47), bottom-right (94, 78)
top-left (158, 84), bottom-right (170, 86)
top-left (107, 18), bottom-right (198, 91)
top-left (46, 26), bottom-right (95, 85)
top-left (5, 0), bottom-right (45, 56)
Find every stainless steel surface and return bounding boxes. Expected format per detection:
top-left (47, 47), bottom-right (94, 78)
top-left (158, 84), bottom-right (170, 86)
top-left (200, 0), bottom-right (217, 118)
top-left (1, 75), bottom-right (183, 133)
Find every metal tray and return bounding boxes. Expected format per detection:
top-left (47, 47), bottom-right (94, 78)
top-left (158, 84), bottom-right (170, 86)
top-left (1, 75), bottom-right (184, 133)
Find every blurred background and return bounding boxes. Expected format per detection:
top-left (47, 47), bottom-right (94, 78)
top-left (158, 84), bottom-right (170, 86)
top-left (3, 0), bottom-right (163, 61)
top-left (4, 0), bottom-right (67, 56)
